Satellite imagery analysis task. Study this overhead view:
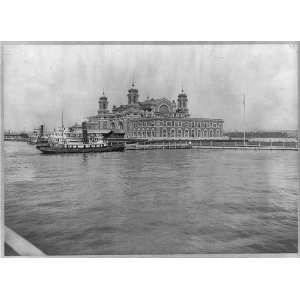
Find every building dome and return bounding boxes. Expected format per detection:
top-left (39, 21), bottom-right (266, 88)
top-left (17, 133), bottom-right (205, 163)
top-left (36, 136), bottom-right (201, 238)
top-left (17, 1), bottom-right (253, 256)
top-left (99, 90), bottom-right (107, 100)
top-left (178, 88), bottom-right (187, 97)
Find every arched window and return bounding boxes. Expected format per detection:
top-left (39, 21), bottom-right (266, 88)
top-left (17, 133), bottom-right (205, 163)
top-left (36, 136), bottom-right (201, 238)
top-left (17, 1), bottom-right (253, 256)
top-left (119, 121), bottom-right (123, 130)
top-left (191, 129), bottom-right (195, 138)
top-left (198, 130), bottom-right (202, 138)
top-left (111, 122), bottom-right (115, 129)
top-left (103, 121), bottom-right (107, 129)
top-left (159, 104), bottom-right (170, 115)
top-left (216, 129), bottom-right (220, 137)
top-left (162, 128), bottom-right (167, 137)
top-left (147, 130), bottom-right (151, 137)
top-left (177, 129), bottom-right (182, 137)
top-left (170, 128), bottom-right (175, 137)
top-left (209, 129), bottom-right (213, 137)
top-left (204, 129), bottom-right (208, 137)
top-left (184, 129), bottom-right (189, 138)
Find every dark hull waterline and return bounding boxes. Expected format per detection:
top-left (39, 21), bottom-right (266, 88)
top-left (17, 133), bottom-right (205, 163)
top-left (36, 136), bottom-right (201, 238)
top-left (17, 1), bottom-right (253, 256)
top-left (38, 144), bottom-right (125, 154)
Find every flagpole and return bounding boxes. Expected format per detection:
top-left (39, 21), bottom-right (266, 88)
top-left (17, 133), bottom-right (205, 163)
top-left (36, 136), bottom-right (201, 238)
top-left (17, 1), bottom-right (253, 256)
top-left (243, 94), bottom-right (246, 146)
top-left (61, 111), bottom-right (64, 138)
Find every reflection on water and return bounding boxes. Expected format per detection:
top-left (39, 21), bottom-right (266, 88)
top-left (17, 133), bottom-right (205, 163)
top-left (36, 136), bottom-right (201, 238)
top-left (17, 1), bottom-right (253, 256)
top-left (4, 142), bottom-right (299, 255)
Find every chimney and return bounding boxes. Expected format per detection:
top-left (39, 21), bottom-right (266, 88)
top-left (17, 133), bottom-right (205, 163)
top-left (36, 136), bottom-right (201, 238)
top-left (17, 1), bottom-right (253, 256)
top-left (39, 125), bottom-right (44, 137)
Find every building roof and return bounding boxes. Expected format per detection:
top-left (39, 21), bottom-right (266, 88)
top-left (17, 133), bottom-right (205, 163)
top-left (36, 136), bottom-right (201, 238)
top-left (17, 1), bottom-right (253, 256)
top-left (88, 129), bottom-right (125, 134)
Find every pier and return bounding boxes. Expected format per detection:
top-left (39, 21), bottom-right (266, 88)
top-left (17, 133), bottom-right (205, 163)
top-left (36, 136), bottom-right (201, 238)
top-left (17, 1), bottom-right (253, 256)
top-left (124, 138), bottom-right (298, 151)
top-left (125, 144), bottom-right (298, 151)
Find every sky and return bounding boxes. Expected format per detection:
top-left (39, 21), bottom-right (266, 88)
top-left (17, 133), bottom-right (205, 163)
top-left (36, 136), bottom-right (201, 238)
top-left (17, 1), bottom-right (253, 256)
top-left (3, 43), bottom-right (298, 132)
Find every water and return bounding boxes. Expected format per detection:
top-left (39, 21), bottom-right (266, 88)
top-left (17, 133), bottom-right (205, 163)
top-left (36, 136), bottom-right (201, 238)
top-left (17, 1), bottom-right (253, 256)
top-left (4, 142), bottom-right (299, 255)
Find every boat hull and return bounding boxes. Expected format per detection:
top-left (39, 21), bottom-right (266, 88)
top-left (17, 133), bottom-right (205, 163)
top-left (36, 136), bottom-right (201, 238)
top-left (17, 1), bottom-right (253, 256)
top-left (38, 144), bottom-right (125, 154)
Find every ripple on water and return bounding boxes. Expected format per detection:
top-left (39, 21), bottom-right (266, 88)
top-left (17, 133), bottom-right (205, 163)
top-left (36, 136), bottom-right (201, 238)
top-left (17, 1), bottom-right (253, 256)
top-left (4, 142), bottom-right (299, 255)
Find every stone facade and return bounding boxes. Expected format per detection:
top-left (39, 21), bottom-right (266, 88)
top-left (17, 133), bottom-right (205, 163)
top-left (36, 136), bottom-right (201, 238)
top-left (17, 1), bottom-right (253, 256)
top-left (77, 83), bottom-right (224, 139)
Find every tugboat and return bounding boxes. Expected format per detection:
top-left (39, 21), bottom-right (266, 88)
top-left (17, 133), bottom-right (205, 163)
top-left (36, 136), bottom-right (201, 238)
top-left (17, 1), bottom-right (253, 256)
top-left (28, 124), bottom-right (49, 146)
top-left (38, 120), bottom-right (125, 154)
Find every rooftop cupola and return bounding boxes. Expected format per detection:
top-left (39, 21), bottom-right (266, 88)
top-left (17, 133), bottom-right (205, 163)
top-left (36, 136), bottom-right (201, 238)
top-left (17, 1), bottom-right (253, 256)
top-left (127, 81), bottom-right (139, 105)
top-left (98, 90), bottom-right (109, 114)
top-left (177, 88), bottom-right (189, 116)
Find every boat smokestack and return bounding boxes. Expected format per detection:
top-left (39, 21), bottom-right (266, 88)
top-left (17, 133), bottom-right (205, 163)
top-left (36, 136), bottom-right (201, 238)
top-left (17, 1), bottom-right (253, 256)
top-left (39, 124), bottom-right (44, 137)
top-left (82, 122), bottom-right (88, 144)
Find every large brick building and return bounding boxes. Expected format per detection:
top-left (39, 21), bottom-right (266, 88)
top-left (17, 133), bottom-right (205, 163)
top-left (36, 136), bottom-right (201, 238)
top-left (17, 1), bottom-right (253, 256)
top-left (71, 83), bottom-right (224, 140)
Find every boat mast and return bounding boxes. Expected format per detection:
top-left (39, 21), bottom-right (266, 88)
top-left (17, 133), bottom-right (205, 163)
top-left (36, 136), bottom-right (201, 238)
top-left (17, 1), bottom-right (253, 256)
top-left (61, 111), bottom-right (64, 138)
top-left (243, 94), bottom-right (246, 146)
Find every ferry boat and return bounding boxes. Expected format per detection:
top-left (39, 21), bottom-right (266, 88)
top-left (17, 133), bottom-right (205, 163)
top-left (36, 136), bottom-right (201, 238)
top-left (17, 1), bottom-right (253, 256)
top-left (38, 142), bottom-right (125, 154)
top-left (37, 120), bottom-right (125, 154)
